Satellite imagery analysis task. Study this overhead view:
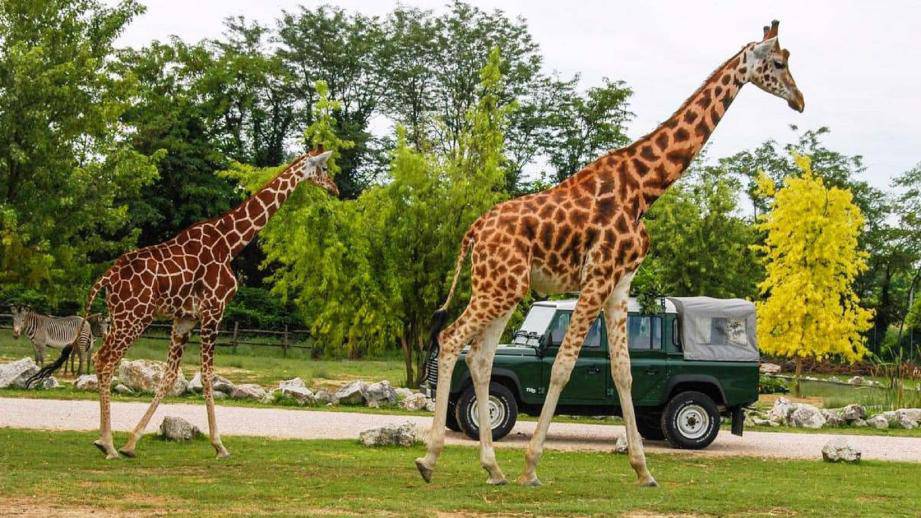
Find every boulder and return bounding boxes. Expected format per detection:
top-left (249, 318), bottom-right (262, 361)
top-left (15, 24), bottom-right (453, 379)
top-left (400, 392), bottom-right (432, 411)
top-left (821, 409), bottom-right (845, 427)
top-left (613, 434), bottom-right (628, 454)
top-left (74, 374), bottom-right (99, 391)
top-left (759, 362), bottom-right (781, 374)
top-left (852, 418), bottom-right (868, 427)
top-left (896, 408), bottom-right (921, 428)
top-left (314, 389), bottom-right (336, 405)
top-left (230, 383), bottom-right (267, 401)
top-left (0, 358), bottom-right (39, 389)
top-left (188, 371), bottom-right (235, 395)
top-left (841, 404), bottom-right (866, 422)
top-left (159, 416), bottom-right (201, 442)
top-left (789, 404), bottom-right (826, 429)
top-left (359, 422), bottom-right (420, 447)
top-left (866, 414), bottom-right (889, 429)
top-left (848, 376), bottom-right (865, 386)
top-left (752, 417), bottom-right (773, 426)
top-left (827, 376), bottom-right (842, 384)
top-left (395, 387), bottom-right (414, 400)
top-left (117, 359), bottom-right (187, 396)
top-left (768, 397), bottom-right (795, 424)
top-left (279, 377), bottom-right (306, 390)
top-left (281, 385), bottom-right (315, 405)
top-left (335, 380), bottom-right (368, 405)
top-left (365, 380), bottom-right (399, 407)
top-left (36, 376), bottom-right (59, 390)
top-left (113, 383), bottom-right (134, 395)
top-left (213, 391), bottom-right (227, 400)
top-left (822, 437), bottom-right (861, 464)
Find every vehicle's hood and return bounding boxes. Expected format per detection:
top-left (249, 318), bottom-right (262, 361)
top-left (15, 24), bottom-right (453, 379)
top-left (494, 343), bottom-right (538, 356)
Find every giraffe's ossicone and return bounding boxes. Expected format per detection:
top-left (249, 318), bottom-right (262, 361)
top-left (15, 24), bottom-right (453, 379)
top-left (417, 20), bottom-right (804, 488)
top-left (27, 149), bottom-right (337, 460)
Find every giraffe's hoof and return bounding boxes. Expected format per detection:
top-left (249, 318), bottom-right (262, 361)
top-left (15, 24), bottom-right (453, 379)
top-left (93, 440), bottom-right (120, 460)
top-left (215, 448), bottom-right (231, 459)
top-left (486, 477), bottom-right (508, 486)
top-left (415, 458), bottom-right (433, 483)
top-left (639, 477), bottom-right (659, 488)
top-left (118, 447), bottom-right (136, 458)
top-left (516, 474), bottom-right (541, 487)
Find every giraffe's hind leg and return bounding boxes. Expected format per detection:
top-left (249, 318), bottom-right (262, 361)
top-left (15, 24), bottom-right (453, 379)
top-left (120, 319), bottom-right (194, 457)
top-left (200, 313), bottom-right (229, 458)
top-left (93, 318), bottom-right (149, 459)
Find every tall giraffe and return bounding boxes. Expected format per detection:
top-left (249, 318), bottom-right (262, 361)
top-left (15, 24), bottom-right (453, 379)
top-left (417, 21), bottom-right (803, 487)
top-left (28, 150), bottom-right (337, 459)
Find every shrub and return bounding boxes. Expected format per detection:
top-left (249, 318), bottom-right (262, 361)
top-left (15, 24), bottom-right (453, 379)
top-left (759, 375), bottom-right (789, 394)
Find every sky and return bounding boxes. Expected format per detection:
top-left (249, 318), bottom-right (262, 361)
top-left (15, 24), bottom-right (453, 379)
top-left (112, 1), bottom-right (921, 192)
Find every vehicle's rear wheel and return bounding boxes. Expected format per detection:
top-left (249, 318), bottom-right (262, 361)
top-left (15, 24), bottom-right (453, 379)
top-left (455, 382), bottom-right (518, 441)
top-left (661, 391), bottom-right (720, 449)
top-left (446, 399), bottom-right (462, 432)
top-left (636, 411), bottom-right (665, 440)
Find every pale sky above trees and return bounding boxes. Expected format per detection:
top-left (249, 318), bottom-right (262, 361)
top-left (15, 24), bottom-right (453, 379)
top-left (111, 0), bottom-right (921, 191)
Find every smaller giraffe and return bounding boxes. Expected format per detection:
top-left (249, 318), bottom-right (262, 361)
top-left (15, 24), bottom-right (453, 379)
top-left (28, 149), bottom-right (337, 459)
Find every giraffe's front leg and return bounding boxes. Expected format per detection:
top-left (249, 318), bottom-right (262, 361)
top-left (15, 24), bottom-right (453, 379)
top-left (605, 271), bottom-right (657, 487)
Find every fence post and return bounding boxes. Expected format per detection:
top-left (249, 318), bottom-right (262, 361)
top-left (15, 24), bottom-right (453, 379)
top-left (231, 321), bottom-right (240, 354)
top-left (282, 325), bottom-right (289, 358)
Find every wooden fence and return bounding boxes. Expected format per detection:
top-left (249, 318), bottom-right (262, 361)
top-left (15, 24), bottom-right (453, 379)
top-left (0, 313), bottom-right (312, 357)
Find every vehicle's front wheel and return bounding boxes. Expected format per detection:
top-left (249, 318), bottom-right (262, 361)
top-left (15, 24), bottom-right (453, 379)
top-left (636, 412), bottom-right (665, 441)
top-left (661, 391), bottom-right (720, 449)
top-left (455, 382), bottom-right (518, 441)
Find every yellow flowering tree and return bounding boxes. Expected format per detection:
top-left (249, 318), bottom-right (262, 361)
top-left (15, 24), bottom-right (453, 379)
top-left (754, 154), bottom-right (873, 395)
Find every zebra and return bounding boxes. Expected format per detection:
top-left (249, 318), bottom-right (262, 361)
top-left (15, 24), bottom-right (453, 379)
top-left (11, 306), bottom-right (96, 375)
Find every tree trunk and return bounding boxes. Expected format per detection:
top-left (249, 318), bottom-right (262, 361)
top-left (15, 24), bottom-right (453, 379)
top-left (794, 356), bottom-right (803, 398)
top-left (400, 335), bottom-right (416, 388)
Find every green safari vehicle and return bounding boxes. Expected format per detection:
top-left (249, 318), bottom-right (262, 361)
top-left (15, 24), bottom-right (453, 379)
top-left (422, 297), bottom-right (760, 449)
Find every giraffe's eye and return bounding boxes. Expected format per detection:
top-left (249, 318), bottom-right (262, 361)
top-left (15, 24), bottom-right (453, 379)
top-left (774, 60), bottom-right (786, 69)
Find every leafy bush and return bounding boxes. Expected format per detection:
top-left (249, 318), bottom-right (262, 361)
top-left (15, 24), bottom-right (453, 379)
top-left (759, 375), bottom-right (789, 394)
top-left (224, 286), bottom-right (301, 331)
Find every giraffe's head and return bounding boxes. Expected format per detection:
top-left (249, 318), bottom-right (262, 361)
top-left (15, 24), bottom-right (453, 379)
top-left (744, 20), bottom-right (805, 113)
top-left (297, 149), bottom-right (339, 197)
top-left (11, 305), bottom-right (23, 339)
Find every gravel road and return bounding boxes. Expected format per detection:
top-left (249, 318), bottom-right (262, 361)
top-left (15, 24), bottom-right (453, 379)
top-left (2, 397), bottom-right (920, 462)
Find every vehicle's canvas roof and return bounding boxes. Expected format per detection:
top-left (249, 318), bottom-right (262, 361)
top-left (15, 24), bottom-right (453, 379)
top-left (534, 298), bottom-right (678, 314)
top-left (668, 297), bottom-right (760, 362)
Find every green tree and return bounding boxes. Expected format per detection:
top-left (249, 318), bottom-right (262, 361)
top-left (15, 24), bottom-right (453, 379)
top-left (0, 0), bottom-right (159, 305)
top-left (754, 154), bottom-right (873, 395)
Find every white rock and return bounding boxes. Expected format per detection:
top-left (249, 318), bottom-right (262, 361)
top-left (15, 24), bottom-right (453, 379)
top-left (822, 437), bottom-right (861, 463)
top-left (759, 362), bottom-right (781, 374)
top-left (0, 358), bottom-right (39, 388)
top-left (335, 380), bottom-right (368, 405)
top-left (281, 385), bottom-right (315, 405)
top-left (37, 376), bottom-right (59, 390)
top-left (117, 359), bottom-right (187, 396)
top-left (768, 397), bottom-right (796, 424)
top-left (74, 374), bottom-right (99, 391)
top-left (841, 403), bottom-right (866, 422)
top-left (314, 389), bottom-right (336, 405)
top-left (848, 376), bottom-right (865, 386)
top-left (113, 383), bottom-right (134, 395)
top-left (159, 416), bottom-right (201, 441)
top-left (789, 404), bottom-right (827, 429)
top-left (613, 434), bottom-right (628, 454)
top-left (189, 371), bottom-right (235, 394)
top-left (230, 383), bottom-right (267, 400)
top-left (278, 377), bottom-right (306, 390)
top-left (866, 414), bottom-right (889, 429)
top-left (400, 392), bottom-right (432, 411)
top-left (364, 380), bottom-right (399, 407)
top-left (852, 418), bottom-right (867, 427)
top-left (358, 422), bottom-right (419, 447)
top-left (395, 387), bottom-right (414, 400)
top-left (821, 409), bottom-right (845, 427)
top-left (896, 408), bottom-right (921, 428)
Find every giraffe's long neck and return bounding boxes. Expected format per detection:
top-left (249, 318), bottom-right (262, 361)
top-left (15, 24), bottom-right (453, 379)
top-left (628, 47), bottom-right (750, 205)
top-left (218, 166), bottom-right (304, 258)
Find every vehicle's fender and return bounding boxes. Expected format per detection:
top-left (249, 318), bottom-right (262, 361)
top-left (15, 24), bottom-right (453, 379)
top-left (663, 374), bottom-right (727, 406)
top-left (452, 368), bottom-right (524, 402)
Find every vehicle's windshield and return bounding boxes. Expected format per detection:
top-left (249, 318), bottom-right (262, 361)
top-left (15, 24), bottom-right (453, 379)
top-left (512, 305), bottom-right (556, 346)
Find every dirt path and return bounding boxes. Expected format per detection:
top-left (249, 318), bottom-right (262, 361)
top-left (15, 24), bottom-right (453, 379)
top-left (2, 397), bottom-right (920, 462)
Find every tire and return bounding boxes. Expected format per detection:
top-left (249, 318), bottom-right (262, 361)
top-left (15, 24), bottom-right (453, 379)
top-left (455, 382), bottom-right (518, 441)
top-left (661, 391), bottom-right (720, 450)
top-left (636, 411), bottom-right (665, 441)
top-left (446, 399), bottom-right (462, 432)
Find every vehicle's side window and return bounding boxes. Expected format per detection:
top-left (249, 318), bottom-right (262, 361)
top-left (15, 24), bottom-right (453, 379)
top-left (628, 315), bottom-right (663, 350)
top-left (549, 312), bottom-right (571, 346)
top-left (583, 317), bottom-right (602, 348)
top-left (672, 318), bottom-right (682, 351)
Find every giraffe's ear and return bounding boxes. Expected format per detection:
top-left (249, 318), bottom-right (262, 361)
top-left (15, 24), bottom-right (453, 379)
top-left (752, 37), bottom-right (777, 59)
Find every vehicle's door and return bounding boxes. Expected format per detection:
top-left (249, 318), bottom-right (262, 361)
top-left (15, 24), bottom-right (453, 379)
top-left (617, 314), bottom-right (669, 406)
top-left (540, 311), bottom-right (609, 403)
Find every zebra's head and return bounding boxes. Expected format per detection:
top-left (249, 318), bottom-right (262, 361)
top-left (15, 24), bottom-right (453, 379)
top-left (11, 305), bottom-right (23, 339)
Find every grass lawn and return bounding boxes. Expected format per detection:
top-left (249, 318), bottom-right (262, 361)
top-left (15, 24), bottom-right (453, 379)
top-left (0, 329), bottom-right (406, 388)
top-left (1, 428), bottom-right (919, 517)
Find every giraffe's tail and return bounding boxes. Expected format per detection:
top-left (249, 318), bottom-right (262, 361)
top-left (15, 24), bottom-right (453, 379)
top-left (26, 274), bottom-right (109, 388)
top-left (427, 227), bottom-right (477, 353)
